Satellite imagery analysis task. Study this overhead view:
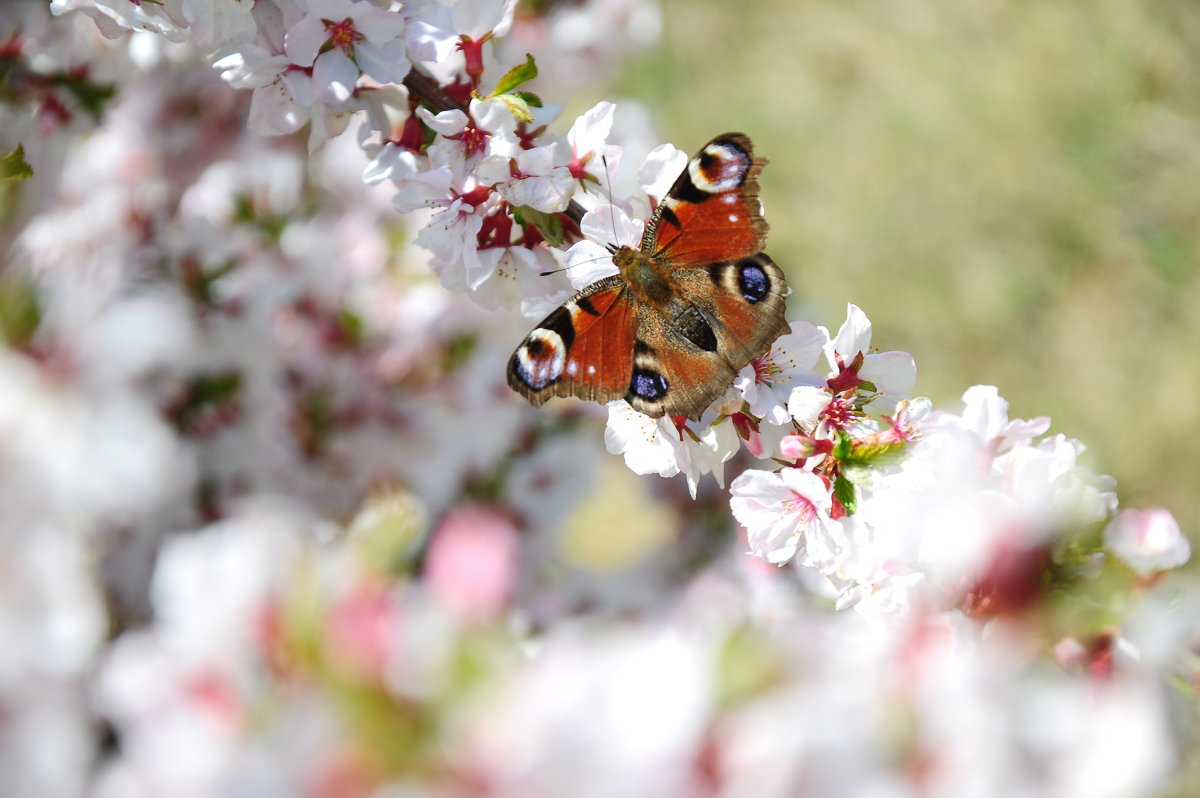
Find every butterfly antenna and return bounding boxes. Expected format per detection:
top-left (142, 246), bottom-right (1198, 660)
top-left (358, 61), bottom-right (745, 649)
top-left (538, 252), bottom-right (613, 278)
top-left (601, 152), bottom-right (621, 248)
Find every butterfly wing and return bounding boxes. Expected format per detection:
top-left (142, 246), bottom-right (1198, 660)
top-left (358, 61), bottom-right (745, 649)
top-left (642, 133), bottom-right (769, 265)
top-left (507, 277), bottom-right (636, 408)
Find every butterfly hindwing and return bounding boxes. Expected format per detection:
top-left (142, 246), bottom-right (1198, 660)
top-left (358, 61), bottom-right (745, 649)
top-left (643, 133), bottom-right (768, 265)
top-left (507, 277), bottom-right (636, 407)
top-left (625, 253), bottom-right (790, 419)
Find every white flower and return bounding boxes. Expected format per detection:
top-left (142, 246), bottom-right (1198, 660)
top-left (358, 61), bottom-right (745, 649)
top-left (414, 190), bottom-right (490, 293)
top-left (565, 101), bottom-right (620, 199)
top-left (284, 0), bottom-right (410, 104)
top-left (366, 141), bottom-right (456, 211)
top-left (729, 467), bottom-right (837, 565)
top-left (1105, 508), bottom-right (1191, 577)
top-left (956, 384), bottom-right (1051, 454)
top-left (605, 402), bottom-right (738, 499)
top-left (419, 97), bottom-right (520, 175)
top-left (470, 245), bottom-right (566, 310)
top-left (734, 321), bottom-right (827, 425)
top-left (823, 303), bottom-right (915, 410)
top-left (403, 0), bottom-right (459, 65)
top-left (787, 384), bottom-right (833, 428)
top-left (474, 143), bottom-right (575, 213)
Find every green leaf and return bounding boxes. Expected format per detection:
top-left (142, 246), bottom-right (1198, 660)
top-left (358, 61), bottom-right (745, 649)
top-left (0, 272), bottom-right (41, 345)
top-left (514, 206), bottom-right (565, 247)
top-left (833, 474), bottom-right (858, 515)
top-left (831, 429), bottom-right (854, 460)
top-left (335, 307), bottom-right (365, 348)
top-left (58, 76), bottom-right (117, 121)
top-left (511, 90), bottom-right (543, 108)
top-left (0, 145), bottom-right (32, 182)
top-left (492, 53), bottom-right (538, 96)
top-left (842, 440), bottom-right (907, 468)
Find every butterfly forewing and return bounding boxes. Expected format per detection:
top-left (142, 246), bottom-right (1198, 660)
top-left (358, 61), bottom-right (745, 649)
top-left (643, 133), bottom-right (769, 266)
top-left (507, 277), bottom-right (636, 407)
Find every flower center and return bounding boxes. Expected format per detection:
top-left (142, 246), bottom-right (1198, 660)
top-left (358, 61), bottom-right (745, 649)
top-left (752, 351), bottom-right (780, 385)
top-left (782, 491), bottom-right (817, 524)
top-left (451, 123), bottom-right (490, 158)
top-left (323, 18), bottom-right (362, 53)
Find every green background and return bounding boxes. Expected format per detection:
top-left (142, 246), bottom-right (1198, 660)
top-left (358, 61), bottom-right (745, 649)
top-left (605, 0), bottom-right (1200, 543)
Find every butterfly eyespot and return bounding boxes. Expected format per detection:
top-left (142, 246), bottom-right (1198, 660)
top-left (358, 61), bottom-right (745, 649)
top-left (514, 328), bottom-right (566, 390)
top-left (737, 260), bottom-right (771, 303)
top-left (689, 142), bottom-right (751, 194)
top-left (630, 369), bottom-right (669, 401)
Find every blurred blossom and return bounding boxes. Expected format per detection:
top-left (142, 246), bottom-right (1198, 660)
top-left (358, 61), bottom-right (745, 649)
top-left (1105, 508), bottom-right (1191, 578)
top-left (424, 505), bottom-right (519, 624)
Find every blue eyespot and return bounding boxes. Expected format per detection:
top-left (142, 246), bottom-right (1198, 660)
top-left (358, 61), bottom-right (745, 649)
top-left (738, 263), bottom-right (769, 303)
top-left (631, 370), bottom-right (669, 401)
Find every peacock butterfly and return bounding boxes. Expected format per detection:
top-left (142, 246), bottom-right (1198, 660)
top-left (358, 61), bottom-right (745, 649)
top-left (507, 133), bottom-right (789, 420)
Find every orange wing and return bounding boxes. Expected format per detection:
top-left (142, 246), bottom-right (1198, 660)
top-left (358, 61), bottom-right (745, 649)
top-left (507, 277), bottom-right (637, 408)
top-left (643, 133), bottom-right (769, 266)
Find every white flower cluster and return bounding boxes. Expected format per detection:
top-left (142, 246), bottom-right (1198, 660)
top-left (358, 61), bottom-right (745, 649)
top-left (47, 0), bottom-right (640, 311)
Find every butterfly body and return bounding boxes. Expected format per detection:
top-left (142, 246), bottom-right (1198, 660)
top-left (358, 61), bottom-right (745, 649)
top-left (508, 134), bottom-right (789, 420)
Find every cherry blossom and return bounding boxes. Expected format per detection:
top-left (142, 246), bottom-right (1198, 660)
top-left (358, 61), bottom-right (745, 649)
top-left (604, 401), bottom-right (739, 499)
top-left (283, 0), bottom-right (409, 104)
top-left (823, 303), bottom-right (916, 410)
top-left (50, 0), bottom-right (188, 41)
top-left (474, 142), bottom-right (574, 213)
top-left (734, 320), bottom-right (827, 425)
top-left (729, 466), bottom-right (839, 566)
top-left (6, 4), bottom-right (1196, 796)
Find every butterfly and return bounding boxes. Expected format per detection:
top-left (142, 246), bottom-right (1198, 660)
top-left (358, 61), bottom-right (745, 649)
top-left (507, 133), bottom-right (789, 420)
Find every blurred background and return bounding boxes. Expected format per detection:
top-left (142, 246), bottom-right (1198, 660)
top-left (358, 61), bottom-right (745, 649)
top-left (596, 0), bottom-right (1200, 543)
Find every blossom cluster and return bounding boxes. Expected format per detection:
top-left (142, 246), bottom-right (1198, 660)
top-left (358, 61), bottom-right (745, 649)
top-left (1, 1), bottom-right (1196, 797)
top-left (45, 0), bottom-right (655, 311)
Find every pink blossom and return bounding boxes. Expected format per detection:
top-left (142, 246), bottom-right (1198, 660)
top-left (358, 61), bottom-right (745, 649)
top-left (424, 505), bottom-right (519, 623)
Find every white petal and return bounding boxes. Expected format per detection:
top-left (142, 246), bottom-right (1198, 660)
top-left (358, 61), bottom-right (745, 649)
top-left (826, 302), bottom-right (873, 370)
top-left (313, 49), bottom-right (359, 103)
top-left (417, 106), bottom-right (469, 136)
top-left (355, 39), bottom-right (411, 86)
top-left (605, 402), bottom-right (680, 479)
top-left (639, 143), bottom-right (687, 202)
top-left (568, 101), bottom-right (616, 155)
top-left (473, 154), bottom-right (512, 187)
top-left (579, 204), bottom-right (642, 249)
top-left (282, 12), bottom-right (327, 67)
top-left (788, 385), bottom-right (830, 426)
top-left (563, 240), bottom-right (617, 289)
